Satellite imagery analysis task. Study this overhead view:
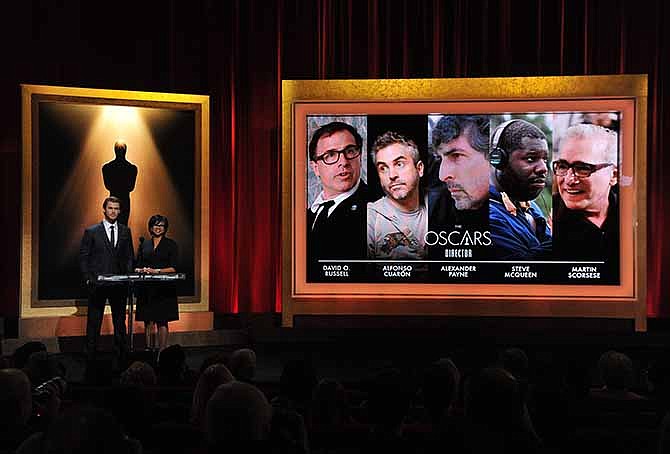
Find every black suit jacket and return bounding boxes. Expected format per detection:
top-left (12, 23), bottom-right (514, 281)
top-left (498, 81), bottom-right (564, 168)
top-left (307, 182), bottom-right (371, 263)
top-left (79, 222), bottom-right (134, 283)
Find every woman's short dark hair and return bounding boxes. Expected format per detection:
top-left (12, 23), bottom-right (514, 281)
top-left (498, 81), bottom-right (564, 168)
top-left (148, 214), bottom-right (169, 232)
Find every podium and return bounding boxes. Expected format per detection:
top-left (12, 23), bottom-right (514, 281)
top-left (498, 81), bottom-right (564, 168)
top-left (97, 273), bottom-right (186, 351)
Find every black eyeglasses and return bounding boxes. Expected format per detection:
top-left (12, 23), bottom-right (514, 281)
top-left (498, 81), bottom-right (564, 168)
top-left (153, 224), bottom-right (166, 228)
top-left (552, 160), bottom-right (614, 178)
top-left (313, 145), bottom-right (361, 165)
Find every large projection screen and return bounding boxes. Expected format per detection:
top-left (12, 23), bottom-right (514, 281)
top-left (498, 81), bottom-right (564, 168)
top-left (281, 76), bottom-right (647, 331)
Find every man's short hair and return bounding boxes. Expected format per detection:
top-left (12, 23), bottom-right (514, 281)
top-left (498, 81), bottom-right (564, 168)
top-left (102, 196), bottom-right (122, 209)
top-left (432, 115), bottom-right (489, 155)
top-left (371, 131), bottom-right (420, 165)
top-left (308, 121), bottom-right (363, 161)
top-left (496, 119), bottom-right (547, 154)
top-left (559, 123), bottom-right (618, 165)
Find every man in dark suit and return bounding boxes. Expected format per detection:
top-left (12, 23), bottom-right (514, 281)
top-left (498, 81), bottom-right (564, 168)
top-left (79, 196), bottom-right (134, 360)
top-left (307, 121), bottom-right (371, 281)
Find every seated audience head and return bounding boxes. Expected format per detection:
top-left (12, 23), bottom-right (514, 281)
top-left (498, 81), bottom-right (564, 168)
top-left (229, 348), bottom-right (257, 383)
top-left (498, 347), bottom-right (529, 382)
top-left (422, 358), bottom-right (460, 423)
top-left (0, 368), bottom-right (32, 426)
top-left (104, 383), bottom-right (153, 442)
top-left (191, 363), bottom-right (234, 428)
top-left (311, 378), bottom-right (351, 425)
top-left (119, 361), bottom-right (157, 387)
top-left (206, 381), bottom-right (272, 444)
top-left (199, 351), bottom-right (229, 375)
top-left (11, 341), bottom-right (47, 370)
top-left (598, 350), bottom-right (634, 391)
top-left (158, 344), bottom-right (187, 385)
top-left (39, 404), bottom-right (133, 454)
top-left (23, 350), bottom-right (65, 389)
top-left (367, 367), bottom-right (412, 430)
top-left (279, 358), bottom-right (318, 409)
top-left (648, 355), bottom-right (670, 405)
top-left (465, 367), bottom-right (524, 428)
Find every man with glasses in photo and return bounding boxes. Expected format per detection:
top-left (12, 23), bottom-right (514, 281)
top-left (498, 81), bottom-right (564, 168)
top-left (553, 123), bottom-right (619, 280)
top-left (307, 121), bottom-right (371, 279)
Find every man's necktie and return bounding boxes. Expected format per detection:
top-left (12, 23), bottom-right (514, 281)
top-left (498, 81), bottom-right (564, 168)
top-left (110, 225), bottom-right (116, 248)
top-left (312, 200), bottom-right (335, 235)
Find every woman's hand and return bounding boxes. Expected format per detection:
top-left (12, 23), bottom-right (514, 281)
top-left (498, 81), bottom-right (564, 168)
top-left (135, 267), bottom-right (160, 274)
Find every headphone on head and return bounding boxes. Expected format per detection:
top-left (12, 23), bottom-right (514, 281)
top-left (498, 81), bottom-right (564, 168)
top-left (489, 119), bottom-right (522, 169)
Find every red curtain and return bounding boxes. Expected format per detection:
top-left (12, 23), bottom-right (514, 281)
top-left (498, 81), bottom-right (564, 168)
top-left (0, 0), bottom-right (668, 316)
top-left (213, 0), bottom-right (670, 314)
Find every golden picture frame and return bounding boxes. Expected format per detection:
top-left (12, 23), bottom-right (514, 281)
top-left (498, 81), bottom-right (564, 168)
top-left (21, 84), bottom-right (210, 319)
top-left (282, 75), bottom-right (647, 330)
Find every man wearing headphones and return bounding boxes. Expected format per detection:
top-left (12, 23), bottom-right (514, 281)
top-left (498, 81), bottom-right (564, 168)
top-left (489, 119), bottom-right (552, 260)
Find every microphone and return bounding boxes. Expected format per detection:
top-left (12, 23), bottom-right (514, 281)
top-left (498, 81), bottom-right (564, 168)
top-left (136, 237), bottom-right (145, 271)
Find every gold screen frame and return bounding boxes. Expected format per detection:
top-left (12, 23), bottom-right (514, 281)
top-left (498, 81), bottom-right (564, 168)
top-left (282, 75), bottom-right (647, 331)
top-left (21, 84), bottom-right (210, 318)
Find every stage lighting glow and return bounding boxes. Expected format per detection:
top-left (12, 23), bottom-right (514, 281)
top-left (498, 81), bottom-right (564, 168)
top-left (101, 105), bottom-right (140, 126)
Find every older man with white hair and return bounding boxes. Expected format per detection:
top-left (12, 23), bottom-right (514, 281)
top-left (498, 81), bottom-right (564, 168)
top-left (552, 123), bottom-right (619, 280)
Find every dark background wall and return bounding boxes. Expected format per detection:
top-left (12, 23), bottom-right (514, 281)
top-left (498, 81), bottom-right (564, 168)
top-left (1, 0), bottom-right (668, 319)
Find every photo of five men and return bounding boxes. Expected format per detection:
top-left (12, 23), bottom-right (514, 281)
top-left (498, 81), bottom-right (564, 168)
top-left (306, 112), bottom-right (620, 284)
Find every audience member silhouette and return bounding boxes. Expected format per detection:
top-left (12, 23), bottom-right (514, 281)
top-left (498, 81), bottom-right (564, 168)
top-left (198, 351), bottom-right (229, 375)
top-left (11, 341), bottom-right (46, 370)
top-left (274, 358), bottom-right (318, 417)
top-left (17, 404), bottom-right (140, 454)
top-left (158, 344), bottom-right (194, 386)
top-left (591, 350), bottom-right (645, 401)
top-left (190, 363), bottom-right (234, 431)
top-left (8, 339), bottom-right (670, 454)
top-left (119, 360), bottom-right (157, 387)
top-left (421, 358), bottom-right (461, 426)
top-left (22, 351), bottom-right (65, 391)
top-left (103, 383), bottom-right (155, 446)
top-left (102, 141), bottom-right (138, 226)
top-left (205, 381), bottom-right (273, 447)
top-left (309, 378), bottom-right (368, 452)
top-left (365, 367), bottom-right (413, 442)
top-left (271, 359), bottom-right (315, 454)
top-left (498, 348), bottom-right (529, 382)
top-left (526, 352), bottom-right (574, 451)
top-left (463, 367), bottom-right (542, 454)
top-left (310, 378), bottom-right (353, 427)
top-left (0, 368), bottom-right (34, 452)
top-left (229, 348), bottom-right (257, 384)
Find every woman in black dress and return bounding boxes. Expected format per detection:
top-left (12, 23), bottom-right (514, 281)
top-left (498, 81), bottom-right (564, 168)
top-left (134, 214), bottom-right (179, 351)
